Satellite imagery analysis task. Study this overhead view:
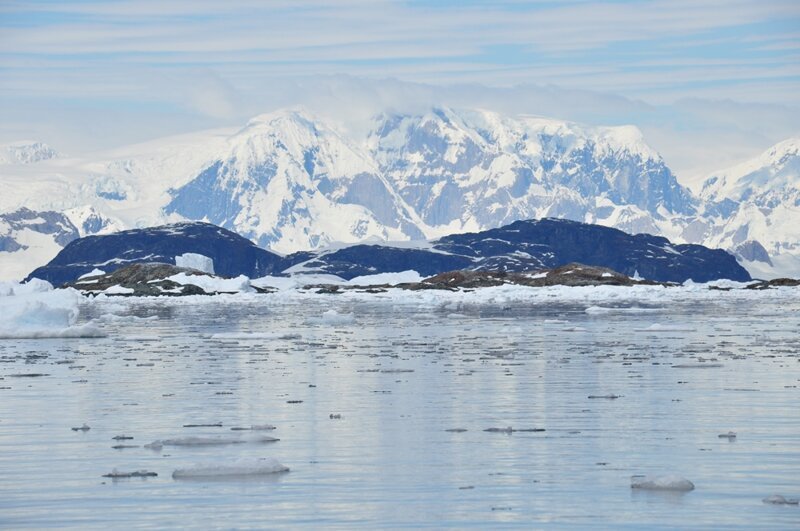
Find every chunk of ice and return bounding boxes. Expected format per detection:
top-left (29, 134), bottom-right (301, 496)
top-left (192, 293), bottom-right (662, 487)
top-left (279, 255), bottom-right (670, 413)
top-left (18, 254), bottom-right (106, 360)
top-left (305, 310), bottom-right (355, 326)
top-left (0, 284), bottom-right (105, 339)
top-left (103, 469), bottom-right (157, 478)
top-left (631, 475), bottom-right (695, 491)
top-left (144, 435), bottom-right (278, 449)
top-left (209, 332), bottom-right (301, 340)
top-left (762, 495), bottom-right (799, 505)
top-left (172, 458), bottom-right (289, 479)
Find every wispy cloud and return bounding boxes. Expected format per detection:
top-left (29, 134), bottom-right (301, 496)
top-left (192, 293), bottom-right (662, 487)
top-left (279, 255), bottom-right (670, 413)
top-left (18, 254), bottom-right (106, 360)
top-left (0, 0), bottom-right (797, 175)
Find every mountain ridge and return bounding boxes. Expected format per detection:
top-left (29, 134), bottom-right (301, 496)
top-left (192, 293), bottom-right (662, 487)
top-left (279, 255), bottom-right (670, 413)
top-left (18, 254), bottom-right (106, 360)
top-left (0, 107), bottom-right (797, 280)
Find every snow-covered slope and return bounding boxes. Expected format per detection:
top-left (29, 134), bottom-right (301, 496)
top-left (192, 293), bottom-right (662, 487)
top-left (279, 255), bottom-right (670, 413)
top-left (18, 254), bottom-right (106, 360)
top-left (696, 138), bottom-right (800, 277)
top-left (0, 208), bottom-right (79, 281)
top-left (164, 110), bottom-right (426, 252)
top-left (372, 108), bottom-right (695, 238)
top-left (0, 109), bottom-right (797, 280)
top-left (0, 141), bottom-right (59, 165)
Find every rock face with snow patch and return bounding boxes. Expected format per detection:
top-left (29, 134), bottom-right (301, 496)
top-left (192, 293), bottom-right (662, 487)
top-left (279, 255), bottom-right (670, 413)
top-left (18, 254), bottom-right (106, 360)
top-left (27, 218), bottom-right (749, 287)
top-left (26, 222), bottom-right (284, 286)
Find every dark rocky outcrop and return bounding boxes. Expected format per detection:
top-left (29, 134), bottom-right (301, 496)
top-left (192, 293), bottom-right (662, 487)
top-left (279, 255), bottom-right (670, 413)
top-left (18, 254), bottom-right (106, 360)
top-left (68, 262), bottom-right (274, 296)
top-left (28, 217), bottom-right (751, 286)
top-left (27, 222), bottom-right (285, 287)
top-left (745, 277), bottom-right (800, 290)
top-left (69, 263), bottom-right (213, 296)
top-left (418, 263), bottom-right (661, 290)
top-left (289, 218), bottom-right (751, 283)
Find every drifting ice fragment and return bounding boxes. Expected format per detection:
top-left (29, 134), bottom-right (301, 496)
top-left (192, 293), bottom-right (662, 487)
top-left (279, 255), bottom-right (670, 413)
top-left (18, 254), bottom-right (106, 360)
top-left (144, 435), bottom-right (279, 450)
top-left (305, 310), bottom-right (355, 326)
top-left (762, 495), bottom-right (799, 505)
top-left (635, 324), bottom-right (696, 332)
top-left (484, 427), bottom-right (545, 433)
top-left (172, 459), bottom-right (289, 479)
top-left (631, 475), bottom-right (695, 491)
top-left (230, 424), bottom-right (277, 431)
top-left (103, 469), bottom-right (157, 478)
top-left (588, 394), bottom-right (622, 399)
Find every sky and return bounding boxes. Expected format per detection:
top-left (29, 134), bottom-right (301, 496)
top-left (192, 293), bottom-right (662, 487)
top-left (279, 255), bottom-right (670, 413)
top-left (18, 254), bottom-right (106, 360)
top-left (0, 0), bottom-right (798, 180)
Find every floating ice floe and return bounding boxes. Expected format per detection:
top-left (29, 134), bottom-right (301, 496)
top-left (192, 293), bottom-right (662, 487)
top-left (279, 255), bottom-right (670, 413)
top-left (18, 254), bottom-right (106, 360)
top-left (588, 394), bottom-right (622, 399)
top-left (103, 469), bottom-right (157, 478)
top-left (484, 427), bottom-right (545, 433)
top-left (144, 435), bottom-right (279, 450)
top-left (635, 323), bottom-right (696, 332)
top-left (762, 495), bottom-right (799, 505)
top-left (305, 309), bottom-right (355, 326)
top-left (172, 458), bottom-right (289, 479)
top-left (631, 475), bottom-right (695, 491)
top-left (230, 424), bottom-right (276, 431)
top-left (208, 332), bottom-right (301, 340)
top-left (585, 305), bottom-right (662, 314)
top-left (672, 363), bottom-right (723, 369)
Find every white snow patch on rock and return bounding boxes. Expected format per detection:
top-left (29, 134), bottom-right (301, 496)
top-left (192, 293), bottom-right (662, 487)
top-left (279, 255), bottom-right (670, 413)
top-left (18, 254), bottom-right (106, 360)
top-left (348, 270), bottom-right (423, 285)
top-left (78, 268), bottom-right (106, 280)
top-left (167, 273), bottom-right (253, 293)
top-left (103, 285), bottom-right (135, 295)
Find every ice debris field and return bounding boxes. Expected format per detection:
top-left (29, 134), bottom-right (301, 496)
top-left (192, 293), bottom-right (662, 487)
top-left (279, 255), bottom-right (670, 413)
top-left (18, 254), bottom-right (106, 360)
top-left (0, 274), bottom-right (798, 528)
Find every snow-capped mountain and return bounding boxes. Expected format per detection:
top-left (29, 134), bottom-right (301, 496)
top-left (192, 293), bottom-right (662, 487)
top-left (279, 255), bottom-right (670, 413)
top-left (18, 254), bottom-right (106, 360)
top-left (0, 108), bottom-right (797, 281)
top-left (164, 111), bottom-right (426, 252)
top-left (371, 108), bottom-right (696, 236)
top-left (694, 138), bottom-right (800, 276)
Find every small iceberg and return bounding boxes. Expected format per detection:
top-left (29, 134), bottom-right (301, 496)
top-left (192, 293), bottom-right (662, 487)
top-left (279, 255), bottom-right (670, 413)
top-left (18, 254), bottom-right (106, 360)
top-left (172, 458), bottom-right (289, 480)
top-left (631, 475), bottom-right (695, 491)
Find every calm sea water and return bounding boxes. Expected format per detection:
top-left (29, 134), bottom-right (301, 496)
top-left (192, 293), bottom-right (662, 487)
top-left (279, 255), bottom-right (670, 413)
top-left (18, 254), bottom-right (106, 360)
top-left (1, 292), bottom-right (799, 529)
